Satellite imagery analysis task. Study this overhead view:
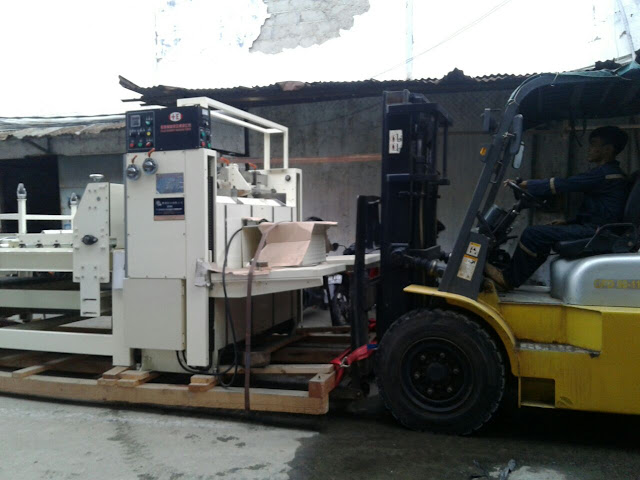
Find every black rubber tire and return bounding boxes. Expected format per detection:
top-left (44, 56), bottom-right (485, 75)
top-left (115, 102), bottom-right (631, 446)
top-left (376, 308), bottom-right (505, 434)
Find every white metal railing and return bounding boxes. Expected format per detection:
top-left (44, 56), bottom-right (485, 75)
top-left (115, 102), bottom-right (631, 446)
top-left (0, 184), bottom-right (76, 234)
top-left (177, 96), bottom-right (289, 170)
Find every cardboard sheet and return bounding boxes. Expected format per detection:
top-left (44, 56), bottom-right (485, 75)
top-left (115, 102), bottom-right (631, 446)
top-left (254, 221), bottom-right (336, 268)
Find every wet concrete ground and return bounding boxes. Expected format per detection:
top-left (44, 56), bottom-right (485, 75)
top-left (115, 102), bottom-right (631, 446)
top-left (2, 312), bottom-right (639, 479)
top-left (290, 394), bottom-right (640, 480)
top-left (2, 392), bottom-right (639, 480)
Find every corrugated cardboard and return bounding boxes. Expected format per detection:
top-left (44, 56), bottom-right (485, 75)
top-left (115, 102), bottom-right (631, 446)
top-left (251, 221), bottom-right (336, 268)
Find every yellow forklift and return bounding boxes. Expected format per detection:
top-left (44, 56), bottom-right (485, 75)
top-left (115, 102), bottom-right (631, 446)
top-left (351, 60), bottom-right (640, 434)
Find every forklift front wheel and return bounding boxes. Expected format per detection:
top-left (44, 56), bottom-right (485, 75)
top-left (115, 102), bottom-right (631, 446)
top-left (376, 308), bottom-right (505, 434)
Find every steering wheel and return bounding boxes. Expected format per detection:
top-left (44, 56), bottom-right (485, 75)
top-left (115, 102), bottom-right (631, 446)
top-left (506, 180), bottom-right (543, 208)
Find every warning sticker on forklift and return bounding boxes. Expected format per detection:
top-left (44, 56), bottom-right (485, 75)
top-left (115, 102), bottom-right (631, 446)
top-left (457, 255), bottom-right (477, 281)
top-left (389, 130), bottom-right (403, 154)
top-left (466, 242), bottom-right (481, 258)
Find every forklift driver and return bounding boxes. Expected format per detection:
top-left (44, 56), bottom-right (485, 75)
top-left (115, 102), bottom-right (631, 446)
top-left (485, 126), bottom-right (629, 291)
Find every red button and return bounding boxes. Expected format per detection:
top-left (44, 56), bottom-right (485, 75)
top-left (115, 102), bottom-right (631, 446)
top-left (129, 142), bottom-right (135, 148)
top-left (201, 141), bottom-right (205, 147)
top-left (146, 141), bottom-right (153, 147)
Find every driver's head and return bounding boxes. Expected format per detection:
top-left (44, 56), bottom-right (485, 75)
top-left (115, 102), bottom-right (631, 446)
top-left (588, 126), bottom-right (628, 163)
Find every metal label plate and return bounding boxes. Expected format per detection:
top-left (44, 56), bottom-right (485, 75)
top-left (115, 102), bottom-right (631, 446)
top-left (154, 197), bottom-right (185, 221)
top-left (156, 173), bottom-right (184, 194)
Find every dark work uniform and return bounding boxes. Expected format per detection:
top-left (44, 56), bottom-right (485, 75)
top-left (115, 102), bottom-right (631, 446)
top-left (503, 160), bottom-right (627, 287)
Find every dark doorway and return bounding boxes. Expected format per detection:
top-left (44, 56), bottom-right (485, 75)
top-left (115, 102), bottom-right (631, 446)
top-left (0, 156), bottom-right (61, 233)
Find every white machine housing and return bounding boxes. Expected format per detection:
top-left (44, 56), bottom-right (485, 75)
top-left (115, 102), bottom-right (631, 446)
top-left (0, 97), bottom-right (347, 375)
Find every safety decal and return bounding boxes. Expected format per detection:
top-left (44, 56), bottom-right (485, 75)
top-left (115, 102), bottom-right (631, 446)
top-left (389, 130), bottom-right (403, 154)
top-left (457, 255), bottom-right (477, 281)
top-left (466, 242), bottom-right (481, 258)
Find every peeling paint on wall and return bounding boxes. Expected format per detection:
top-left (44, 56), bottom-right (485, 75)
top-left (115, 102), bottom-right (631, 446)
top-left (154, 0), bottom-right (269, 65)
top-left (250, 0), bottom-right (370, 54)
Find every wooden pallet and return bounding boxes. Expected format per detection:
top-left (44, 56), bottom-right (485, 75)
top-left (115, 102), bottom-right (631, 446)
top-left (0, 349), bottom-right (338, 415)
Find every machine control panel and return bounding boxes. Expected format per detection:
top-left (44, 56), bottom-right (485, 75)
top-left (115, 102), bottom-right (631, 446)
top-left (126, 106), bottom-right (212, 152)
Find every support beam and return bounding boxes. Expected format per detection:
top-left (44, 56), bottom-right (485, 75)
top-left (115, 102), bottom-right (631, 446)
top-left (0, 329), bottom-right (114, 356)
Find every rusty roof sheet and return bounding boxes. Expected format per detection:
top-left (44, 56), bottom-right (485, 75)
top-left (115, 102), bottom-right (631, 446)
top-left (0, 120), bottom-right (125, 141)
top-left (119, 69), bottom-right (531, 108)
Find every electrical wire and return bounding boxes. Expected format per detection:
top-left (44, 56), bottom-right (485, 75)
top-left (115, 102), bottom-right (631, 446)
top-left (371, 0), bottom-right (516, 79)
top-left (175, 226), bottom-right (244, 387)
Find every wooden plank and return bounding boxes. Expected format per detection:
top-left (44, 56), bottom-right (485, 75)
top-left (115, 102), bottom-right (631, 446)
top-left (0, 351), bottom-right (110, 375)
top-left (190, 374), bottom-right (217, 384)
top-left (11, 356), bottom-right (75, 379)
top-left (102, 366), bottom-right (130, 380)
top-left (217, 364), bottom-right (335, 375)
top-left (300, 334), bottom-right (351, 345)
top-left (116, 370), bottom-right (158, 387)
top-left (296, 326), bottom-right (351, 334)
top-left (0, 350), bottom-right (42, 366)
top-left (97, 378), bottom-right (117, 386)
top-left (0, 371), bottom-right (329, 415)
top-left (119, 369), bottom-right (153, 380)
top-left (244, 335), bottom-right (304, 367)
top-left (271, 346), bottom-right (346, 364)
top-left (188, 375), bottom-right (218, 393)
top-left (308, 372), bottom-right (336, 398)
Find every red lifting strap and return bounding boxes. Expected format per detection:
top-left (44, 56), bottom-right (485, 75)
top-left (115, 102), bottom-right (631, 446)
top-left (330, 319), bottom-right (378, 384)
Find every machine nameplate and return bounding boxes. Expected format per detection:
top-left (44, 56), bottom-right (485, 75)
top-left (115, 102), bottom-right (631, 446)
top-left (156, 173), bottom-right (184, 194)
top-left (154, 197), bottom-right (185, 220)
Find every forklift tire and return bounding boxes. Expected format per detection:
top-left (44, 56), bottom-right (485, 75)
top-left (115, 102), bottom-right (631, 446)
top-left (376, 308), bottom-right (505, 434)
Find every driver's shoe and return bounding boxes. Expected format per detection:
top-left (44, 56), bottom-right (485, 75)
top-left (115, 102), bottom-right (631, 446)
top-left (485, 263), bottom-right (511, 292)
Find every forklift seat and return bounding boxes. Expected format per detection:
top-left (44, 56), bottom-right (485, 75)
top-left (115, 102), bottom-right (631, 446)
top-left (554, 172), bottom-right (640, 258)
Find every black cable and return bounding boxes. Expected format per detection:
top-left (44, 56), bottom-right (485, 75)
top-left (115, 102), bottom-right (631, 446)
top-left (218, 226), bottom-right (245, 387)
top-left (175, 226), bottom-right (244, 386)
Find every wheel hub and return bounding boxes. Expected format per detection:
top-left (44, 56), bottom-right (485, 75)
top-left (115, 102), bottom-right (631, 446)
top-left (401, 338), bottom-right (474, 412)
top-left (426, 362), bottom-right (448, 382)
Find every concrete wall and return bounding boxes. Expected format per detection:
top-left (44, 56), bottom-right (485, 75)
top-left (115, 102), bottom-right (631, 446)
top-left (247, 89), bottom-right (532, 250)
top-left (2, 88), bottom-right (638, 287)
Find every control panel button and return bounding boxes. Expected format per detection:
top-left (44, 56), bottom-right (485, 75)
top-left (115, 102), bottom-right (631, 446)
top-left (146, 141), bottom-right (153, 147)
top-left (129, 142), bottom-right (135, 148)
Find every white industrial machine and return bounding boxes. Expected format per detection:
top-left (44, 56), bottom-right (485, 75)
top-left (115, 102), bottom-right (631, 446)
top-left (0, 97), bottom-right (346, 378)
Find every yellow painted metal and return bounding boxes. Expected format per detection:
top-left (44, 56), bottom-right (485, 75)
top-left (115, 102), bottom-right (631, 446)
top-left (402, 285), bottom-right (519, 375)
top-left (517, 308), bottom-right (640, 414)
top-left (499, 303), bottom-right (602, 351)
top-left (404, 283), bottom-right (640, 415)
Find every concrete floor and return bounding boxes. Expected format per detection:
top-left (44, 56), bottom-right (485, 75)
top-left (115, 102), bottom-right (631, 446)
top-left (2, 389), bottom-right (640, 479)
top-left (2, 309), bottom-right (640, 479)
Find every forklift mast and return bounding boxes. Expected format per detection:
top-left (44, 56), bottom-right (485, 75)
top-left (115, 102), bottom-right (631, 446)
top-left (361, 91), bottom-right (452, 339)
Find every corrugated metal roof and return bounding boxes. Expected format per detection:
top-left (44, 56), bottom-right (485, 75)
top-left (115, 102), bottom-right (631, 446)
top-left (0, 119), bottom-right (124, 141)
top-left (120, 69), bottom-right (531, 108)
